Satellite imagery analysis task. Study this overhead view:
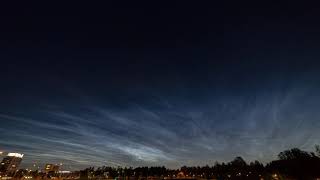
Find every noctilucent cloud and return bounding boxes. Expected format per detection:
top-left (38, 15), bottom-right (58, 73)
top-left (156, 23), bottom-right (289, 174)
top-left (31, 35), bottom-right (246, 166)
top-left (1, 1), bottom-right (320, 170)
top-left (1, 60), bottom-right (320, 170)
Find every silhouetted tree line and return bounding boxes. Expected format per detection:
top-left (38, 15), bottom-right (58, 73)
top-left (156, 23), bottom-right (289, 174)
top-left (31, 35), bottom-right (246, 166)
top-left (63, 145), bottom-right (320, 180)
top-left (7, 146), bottom-right (320, 179)
top-left (265, 146), bottom-right (320, 180)
top-left (79, 145), bottom-right (320, 180)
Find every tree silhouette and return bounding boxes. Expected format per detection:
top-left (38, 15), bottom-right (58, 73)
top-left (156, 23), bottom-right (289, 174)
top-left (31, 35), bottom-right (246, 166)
top-left (68, 145), bottom-right (320, 180)
top-left (230, 156), bottom-right (247, 167)
top-left (315, 144), bottom-right (320, 157)
top-left (278, 148), bottom-right (312, 160)
top-left (266, 147), bottom-right (320, 180)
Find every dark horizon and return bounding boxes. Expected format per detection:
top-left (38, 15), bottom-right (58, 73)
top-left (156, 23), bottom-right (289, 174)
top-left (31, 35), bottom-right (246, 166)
top-left (1, 145), bottom-right (320, 170)
top-left (1, 1), bottom-right (320, 171)
top-left (2, 146), bottom-right (320, 180)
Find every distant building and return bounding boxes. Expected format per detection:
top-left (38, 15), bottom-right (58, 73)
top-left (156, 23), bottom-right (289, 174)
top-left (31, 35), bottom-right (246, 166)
top-left (44, 164), bottom-right (60, 173)
top-left (0, 153), bottom-right (24, 175)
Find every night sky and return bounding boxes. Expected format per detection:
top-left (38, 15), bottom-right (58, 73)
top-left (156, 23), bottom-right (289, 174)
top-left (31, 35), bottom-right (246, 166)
top-left (1, 2), bottom-right (320, 170)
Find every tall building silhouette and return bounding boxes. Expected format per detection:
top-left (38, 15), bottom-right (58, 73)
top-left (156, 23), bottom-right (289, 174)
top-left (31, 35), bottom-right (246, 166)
top-left (0, 153), bottom-right (24, 175)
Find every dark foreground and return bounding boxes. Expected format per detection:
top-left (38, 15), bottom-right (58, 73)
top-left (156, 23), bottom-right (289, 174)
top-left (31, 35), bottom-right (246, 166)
top-left (2, 147), bottom-right (320, 180)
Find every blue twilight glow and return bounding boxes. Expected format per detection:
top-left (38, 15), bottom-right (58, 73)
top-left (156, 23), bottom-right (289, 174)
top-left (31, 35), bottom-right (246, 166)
top-left (1, 2), bottom-right (320, 170)
top-left (1, 66), bottom-right (320, 170)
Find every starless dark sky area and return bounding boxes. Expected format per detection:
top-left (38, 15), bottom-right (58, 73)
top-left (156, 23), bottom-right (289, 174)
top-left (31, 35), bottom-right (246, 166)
top-left (1, 1), bottom-right (320, 170)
